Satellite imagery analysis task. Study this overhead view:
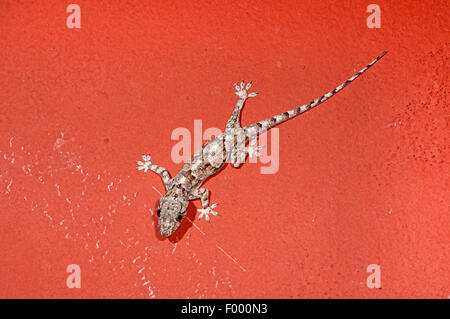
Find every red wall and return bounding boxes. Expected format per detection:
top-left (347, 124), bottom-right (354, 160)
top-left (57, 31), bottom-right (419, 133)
top-left (0, 1), bottom-right (448, 298)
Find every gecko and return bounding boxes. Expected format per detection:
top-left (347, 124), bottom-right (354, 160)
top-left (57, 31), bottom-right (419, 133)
top-left (137, 51), bottom-right (387, 237)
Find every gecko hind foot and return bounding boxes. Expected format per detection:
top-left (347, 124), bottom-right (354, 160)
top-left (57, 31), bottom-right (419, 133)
top-left (248, 139), bottom-right (264, 158)
top-left (197, 203), bottom-right (219, 222)
top-left (234, 80), bottom-right (258, 99)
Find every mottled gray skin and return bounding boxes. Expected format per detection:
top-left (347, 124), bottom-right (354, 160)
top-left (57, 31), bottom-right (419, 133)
top-left (138, 52), bottom-right (387, 237)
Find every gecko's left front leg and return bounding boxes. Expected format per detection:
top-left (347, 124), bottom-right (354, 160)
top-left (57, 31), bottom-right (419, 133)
top-left (189, 188), bottom-right (219, 222)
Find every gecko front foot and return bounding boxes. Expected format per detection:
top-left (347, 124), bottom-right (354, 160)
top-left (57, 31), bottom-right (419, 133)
top-left (197, 203), bottom-right (219, 222)
top-left (136, 154), bottom-right (152, 172)
top-left (234, 81), bottom-right (258, 99)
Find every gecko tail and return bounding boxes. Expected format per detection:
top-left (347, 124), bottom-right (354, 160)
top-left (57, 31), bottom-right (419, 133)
top-left (245, 51), bottom-right (387, 135)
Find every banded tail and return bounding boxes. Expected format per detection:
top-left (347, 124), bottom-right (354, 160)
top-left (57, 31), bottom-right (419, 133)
top-left (245, 51), bottom-right (387, 135)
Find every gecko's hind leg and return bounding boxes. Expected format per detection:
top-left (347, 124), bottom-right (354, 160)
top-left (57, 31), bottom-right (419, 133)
top-left (247, 138), bottom-right (264, 159)
top-left (225, 81), bottom-right (258, 167)
top-left (226, 131), bottom-right (248, 168)
top-left (189, 188), bottom-right (219, 222)
top-left (228, 133), bottom-right (263, 168)
top-left (225, 80), bottom-right (258, 130)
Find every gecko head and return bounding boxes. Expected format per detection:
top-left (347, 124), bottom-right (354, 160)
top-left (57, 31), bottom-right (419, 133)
top-left (157, 195), bottom-right (188, 237)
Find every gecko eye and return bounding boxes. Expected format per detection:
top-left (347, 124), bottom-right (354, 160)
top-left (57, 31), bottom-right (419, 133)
top-left (176, 214), bottom-right (183, 221)
top-left (156, 209), bottom-right (161, 217)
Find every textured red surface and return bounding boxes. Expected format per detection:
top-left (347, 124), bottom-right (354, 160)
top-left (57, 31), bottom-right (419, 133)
top-left (0, 1), bottom-right (448, 298)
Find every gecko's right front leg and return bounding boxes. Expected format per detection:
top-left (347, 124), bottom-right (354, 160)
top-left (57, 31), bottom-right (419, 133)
top-left (189, 187), bottom-right (219, 222)
top-left (136, 154), bottom-right (172, 191)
